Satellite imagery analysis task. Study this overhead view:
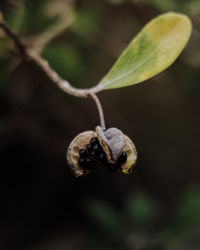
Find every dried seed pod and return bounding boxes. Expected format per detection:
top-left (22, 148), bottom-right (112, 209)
top-left (67, 130), bottom-right (96, 178)
top-left (66, 127), bottom-right (137, 177)
top-left (119, 135), bottom-right (137, 174)
top-left (96, 128), bottom-right (137, 174)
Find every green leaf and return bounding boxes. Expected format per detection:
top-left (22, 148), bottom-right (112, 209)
top-left (96, 12), bottom-right (192, 91)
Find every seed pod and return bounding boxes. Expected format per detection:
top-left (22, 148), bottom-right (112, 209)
top-left (95, 126), bottom-right (137, 174)
top-left (119, 135), bottom-right (137, 174)
top-left (66, 127), bottom-right (137, 177)
top-left (67, 130), bottom-right (96, 178)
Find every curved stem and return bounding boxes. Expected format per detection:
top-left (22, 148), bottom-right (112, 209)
top-left (0, 19), bottom-right (107, 128)
top-left (88, 93), bottom-right (106, 130)
top-left (27, 50), bottom-right (90, 98)
top-left (0, 20), bottom-right (101, 97)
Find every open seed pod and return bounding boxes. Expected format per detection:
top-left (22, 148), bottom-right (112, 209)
top-left (67, 130), bottom-right (96, 178)
top-left (66, 126), bottom-right (137, 177)
top-left (95, 126), bottom-right (137, 174)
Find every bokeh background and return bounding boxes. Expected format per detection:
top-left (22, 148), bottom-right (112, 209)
top-left (0, 0), bottom-right (200, 250)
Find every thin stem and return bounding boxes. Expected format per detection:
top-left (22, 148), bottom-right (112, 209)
top-left (0, 20), bottom-right (103, 97)
top-left (0, 22), bottom-right (26, 57)
top-left (0, 20), bottom-right (90, 98)
top-left (0, 18), bottom-right (107, 128)
top-left (88, 93), bottom-right (106, 130)
top-left (27, 50), bottom-right (90, 98)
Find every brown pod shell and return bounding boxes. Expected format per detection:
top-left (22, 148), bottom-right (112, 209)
top-left (67, 130), bottom-right (96, 178)
top-left (120, 135), bottom-right (137, 174)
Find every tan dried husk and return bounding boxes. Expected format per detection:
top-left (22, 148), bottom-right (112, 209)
top-left (120, 135), bottom-right (137, 174)
top-left (67, 130), bottom-right (96, 178)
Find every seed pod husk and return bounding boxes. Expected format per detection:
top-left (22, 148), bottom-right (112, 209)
top-left (67, 130), bottom-right (96, 178)
top-left (67, 127), bottom-right (137, 177)
top-left (120, 135), bottom-right (137, 174)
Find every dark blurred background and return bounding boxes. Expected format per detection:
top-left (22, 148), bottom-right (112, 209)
top-left (0, 0), bottom-right (200, 250)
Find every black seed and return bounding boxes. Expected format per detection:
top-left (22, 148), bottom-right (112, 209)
top-left (118, 152), bottom-right (127, 164)
top-left (79, 149), bottom-right (88, 157)
top-left (93, 144), bottom-right (102, 153)
top-left (90, 137), bottom-right (98, 146)
top-left (98, 152), bottom-right (107, 162)
top-left (90, 151), bottom-right (97, 159)
top-left (86, 144), bottom-right (93, 152)
top-left (85, 158), bottom-right (96, 170)
top-left (107, 164), bottom-right (118, 172)
top-left (85, 157), bottom-right (93, 164)
top-left (78, 158), bottom-right (85, 166)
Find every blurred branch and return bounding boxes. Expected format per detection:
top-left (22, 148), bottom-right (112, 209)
top-left (31, 15), bottom-right (74, 54)
top-left (0, 15), bottom-right (26, 57)
top-left (0, 15), bottom-right (90, 97)
top-left (24, 1), bottom-right (74, 54)
top-left (0, 13), bottom-right (106, 128)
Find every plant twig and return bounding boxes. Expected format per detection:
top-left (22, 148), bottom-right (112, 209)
top-left (88, 93), bottom-right (106, 130)
top-left (27, 50), bottom-right (90, 98)
top-left (0, 18), bottom-right (106, 127)
top-left (0, 20), bottom-right (103, 97)
top-left (32, 17), bottom-right (73, 54)
top-left (0, 22), bottom-right (26, 57)
top-left (25, 7), bottom-right (74, 54)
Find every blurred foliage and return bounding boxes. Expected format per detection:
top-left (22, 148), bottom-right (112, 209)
top-left (42, 42), bottom-right (84, 83)
top-left (72, 6), bottom-right (101, 38)
top-left (85, 189), bottom-right (200, 249)
top-left (172, 189), bottom-right (200, 231)
top-left (85, 199), bottom-right (122, 234)
top-left (0, 36), bottom-right (9, 55)
top-left (5, 3), bottom-right (25, 32)
top-left (107, 0), bottom-right (200, 14)
top-left (125, 193), bottom-right (158, 230)
top-left (0, 1), bottom-right (200, 250)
